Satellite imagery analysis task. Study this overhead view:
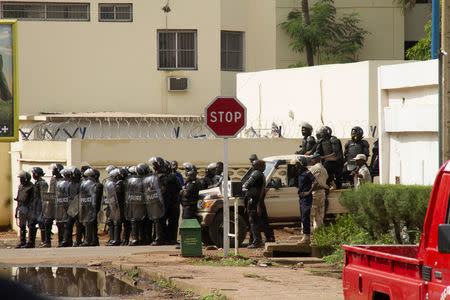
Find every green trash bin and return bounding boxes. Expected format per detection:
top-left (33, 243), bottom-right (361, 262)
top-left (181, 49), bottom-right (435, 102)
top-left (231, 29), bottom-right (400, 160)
top-left (179, 218), bottom-right (202, 257)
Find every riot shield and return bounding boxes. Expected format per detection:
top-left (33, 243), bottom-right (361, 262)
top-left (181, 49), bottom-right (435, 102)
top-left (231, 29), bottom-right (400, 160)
top-left (143, 175), bottom-right (165, 220)
top-left (34, 180), bottom-right (48, 221)
top-left (41, 192), bottom-right (55, 220)
top-left (55, 180), bottom-right (71, 222)
top-left (104, 180), bottom-right (121, 223)
top-left (78, 179), bottom-right (96, 224)
top-left (124, 176), bottom-right (146, 221)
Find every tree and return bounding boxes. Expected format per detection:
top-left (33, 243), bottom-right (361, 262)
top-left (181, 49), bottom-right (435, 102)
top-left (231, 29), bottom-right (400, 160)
top-left (281, 0), bottom-right (369, 67)
top-left (406, 19), bottom-right (431, 60)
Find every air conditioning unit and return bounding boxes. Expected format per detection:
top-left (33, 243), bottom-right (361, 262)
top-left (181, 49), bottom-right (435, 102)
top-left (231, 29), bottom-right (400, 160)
top-left (168, 77), bottom-right (188, 91)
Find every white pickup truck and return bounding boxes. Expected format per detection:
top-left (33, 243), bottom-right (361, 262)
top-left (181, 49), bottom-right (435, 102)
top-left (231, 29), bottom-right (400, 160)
top-left (196, 154), bottom-right (347, 248)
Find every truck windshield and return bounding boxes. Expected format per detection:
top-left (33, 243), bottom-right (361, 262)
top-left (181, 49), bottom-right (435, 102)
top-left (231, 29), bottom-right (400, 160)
top-left (264, 161), bottom-right (276, 178)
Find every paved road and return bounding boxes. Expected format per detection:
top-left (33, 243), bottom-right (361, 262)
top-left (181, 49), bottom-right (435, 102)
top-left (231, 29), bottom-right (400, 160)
top-left (0, 245), bottom-right (344, 300)
top-left (0, 245), bottom-right (178, 265)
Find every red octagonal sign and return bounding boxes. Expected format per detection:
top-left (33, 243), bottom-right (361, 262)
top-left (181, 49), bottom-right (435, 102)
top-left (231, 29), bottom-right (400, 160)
top-left (205, 96), bottom-right (247, 138)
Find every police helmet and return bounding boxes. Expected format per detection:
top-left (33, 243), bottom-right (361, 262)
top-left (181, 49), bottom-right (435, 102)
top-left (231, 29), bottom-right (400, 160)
top-left (105, 165), bottom-right (117, 174)
top-left (119, 167), bottom-right (129, 178)
top-left (148, 157), bottom-right (165, 172)
top-left (297, 156), bottom-right (308, 168)
top-left (136, 163), bottom-right (148, 176)
top-left (319, 126), bottom-right (331, 139)
top-left (61, 168), bottom-right (73, 178)
top-left (300, 122), bottom-right (313, 132)
top-left (31, 167), bottom-right (45, 177)
top-left (249, 154), bottom-right (258, 162)
top-left (50, 163), bottom-right (64, 172)
top-left (110, 168), bottom-right (121, 179)
top-left (128, 166), bottom-right (137, 175)
top-left (206, 162), bottom-right (217, 172)
top-left (18, 170), bottom-right (31, 181)
top-left (351, 126), bottom-right (364, 141)
top-left (83, 168), bottom-right (95, 178)
top-left (72, 168), bottom-right (82, 179)
top-left (252, 160), bottom-right (266, 171)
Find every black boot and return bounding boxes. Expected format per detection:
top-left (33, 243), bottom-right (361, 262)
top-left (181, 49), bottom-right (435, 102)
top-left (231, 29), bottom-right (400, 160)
top-left (24, 226), bottom-right (37, 248)
top-left (112, 224), bottom-right (122, 246)
top-left (129, 222), bottom-right (139, 246)
top-left (81, 223), bottom-right (93, 246)
top-left (41, 222), bottom-right (52, 248)
top-left (62, 222), bottom-right (73, 247)
top-left (152, 220), bottom-right (166, 246)
top-left (15, 227), bottom-right (27, 248)
top-left (121, 222), bottom-right (130, 246)
top-left (56, 223), bottom-right (65, 247)
top-left (73, 221), bottom-right (84, 247)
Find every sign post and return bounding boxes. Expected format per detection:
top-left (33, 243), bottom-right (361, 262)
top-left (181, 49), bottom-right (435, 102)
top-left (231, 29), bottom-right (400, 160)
top-left (205, 96), bottom-right (246, 256)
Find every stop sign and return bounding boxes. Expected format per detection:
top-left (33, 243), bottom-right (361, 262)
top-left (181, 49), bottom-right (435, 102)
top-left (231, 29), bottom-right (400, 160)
top-left (205, 96), bottom-right (247, 138)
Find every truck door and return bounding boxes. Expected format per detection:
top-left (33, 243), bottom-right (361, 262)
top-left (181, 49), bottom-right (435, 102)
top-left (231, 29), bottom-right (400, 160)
top-left (423, 168), bottom-right (450, 300)
top-left (264, 162), bottom-right (300, 222)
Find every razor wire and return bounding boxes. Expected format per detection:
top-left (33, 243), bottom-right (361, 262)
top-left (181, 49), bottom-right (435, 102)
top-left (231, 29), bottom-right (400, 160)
top-left (18, 117), bottom-right (376, 141)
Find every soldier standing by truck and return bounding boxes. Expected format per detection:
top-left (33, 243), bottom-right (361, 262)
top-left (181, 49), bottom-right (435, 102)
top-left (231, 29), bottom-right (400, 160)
top-left (309, 154), bottom-right (328, 231)
top-left (295, 156), bottom-right (317, 245)
top-left (243, 160), bottom-right (266, 249)
top-left (15, 171), bottom-right (35, 248)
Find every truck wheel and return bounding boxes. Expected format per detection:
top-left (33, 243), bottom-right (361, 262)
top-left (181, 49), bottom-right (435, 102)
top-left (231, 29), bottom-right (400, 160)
top-left (208, 210), bottom-right (247, 248)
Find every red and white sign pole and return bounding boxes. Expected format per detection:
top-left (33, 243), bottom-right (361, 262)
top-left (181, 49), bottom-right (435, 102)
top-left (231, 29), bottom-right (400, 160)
top-left (205, 97), bottom-right (246, 256)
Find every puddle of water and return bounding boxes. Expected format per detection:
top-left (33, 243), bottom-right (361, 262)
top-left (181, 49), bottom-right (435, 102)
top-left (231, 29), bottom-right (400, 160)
top-left (0, 266), bottom-right (143, 298)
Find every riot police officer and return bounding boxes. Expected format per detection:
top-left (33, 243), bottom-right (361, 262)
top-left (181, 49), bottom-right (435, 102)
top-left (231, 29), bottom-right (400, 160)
top-left (31, 167), bottom-right (49, 248)
top-left (79, 169), bottom-right (99, 246)
top-left (315, 126), bottom-right (344, 189)
top-left (148, 157), bottom-right (169, 245)
top-left (165, 163), bottom-right (182, 244)
top-left (103, 165), bottom-right (116, 246)
top-left (119, 168), bottom-right (131, 245)
top-left (55, 168), bottom-right (73, 247)
top-left (343, 126), bottom-right (370, 183)
top-left (243, 160), bottom-right (266, 249)
top-left (70, 167), bottom-right (85, 247)
top-left (142, 161), bottom-right (165, 245)
top-left (125, 165), bottom-right (146, 246)
top-left (201, 163), bottom-right (216, 189)
top-left (137, 163), bottom-right (153, 245)
top-left (14, 171), bottom-right (35, 248)
top-left (104, 166), bottom-right (123, 246)
top-left (295, 122), bottom-right (316, 155)
top-left (180, 163), bottom-right (202, 219)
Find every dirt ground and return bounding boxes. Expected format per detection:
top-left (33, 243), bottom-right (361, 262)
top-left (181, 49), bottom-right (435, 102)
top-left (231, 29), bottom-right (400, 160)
top-left (0, 228), bottom-right (344, 299)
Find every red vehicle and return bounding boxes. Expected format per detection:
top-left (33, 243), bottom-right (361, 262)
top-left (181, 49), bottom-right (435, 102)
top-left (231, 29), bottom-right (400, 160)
top-left (342, 160), bottom-right (450, 300)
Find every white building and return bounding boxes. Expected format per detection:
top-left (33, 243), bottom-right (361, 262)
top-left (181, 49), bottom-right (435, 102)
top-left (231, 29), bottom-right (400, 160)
top-left (236, 61), bottom-right (405, 139)
top-left (378, 60), bottom-right (439, 185)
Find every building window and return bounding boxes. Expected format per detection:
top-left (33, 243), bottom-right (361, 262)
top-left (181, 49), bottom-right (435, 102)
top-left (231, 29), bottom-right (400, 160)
top-left (221, 31), bottom-right (244, 71)
top-left (158, 30), bottom-right (197, 70)
top-left (99, 3), bottom-right (132, 22)
top-left (1, 2), bottom-right (90, 21)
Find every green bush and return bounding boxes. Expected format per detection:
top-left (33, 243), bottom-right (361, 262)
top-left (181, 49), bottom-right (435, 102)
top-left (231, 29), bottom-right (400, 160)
top-left (339, 184), bottom-right (432, 244)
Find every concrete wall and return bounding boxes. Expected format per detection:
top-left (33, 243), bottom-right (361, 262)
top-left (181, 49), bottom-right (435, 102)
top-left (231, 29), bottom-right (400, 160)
top-left (275, 0), bottom-right (406, 68)
top-left (236, 60), bottom-right (406, 139)
top-left (378, 60), bottom-right (439, 185)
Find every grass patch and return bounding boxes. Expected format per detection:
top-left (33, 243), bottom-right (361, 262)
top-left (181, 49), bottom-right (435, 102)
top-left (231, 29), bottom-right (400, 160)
top-left (156, 278), bottom-right (178, 292)
top-left (188, 255), bottom-right (255, 267)
top-left (127, 270), bottom-right (139, 279)
top-left (184, 289), bottom-right (195, 296)
top-left (244, 273), bottom-right (279, 282)
top-left (202, 290), bottom-right (227, 300)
